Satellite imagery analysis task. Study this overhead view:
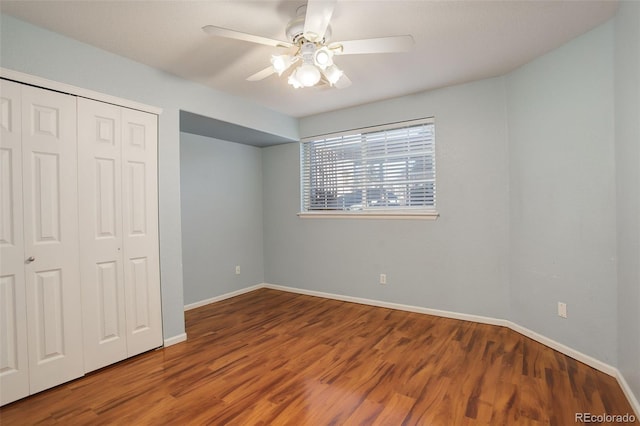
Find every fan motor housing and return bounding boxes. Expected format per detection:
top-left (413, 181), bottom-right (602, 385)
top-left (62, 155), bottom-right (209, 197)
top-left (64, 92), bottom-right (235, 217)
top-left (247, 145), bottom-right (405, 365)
top-left (286, 5), bottom-right (331, 45)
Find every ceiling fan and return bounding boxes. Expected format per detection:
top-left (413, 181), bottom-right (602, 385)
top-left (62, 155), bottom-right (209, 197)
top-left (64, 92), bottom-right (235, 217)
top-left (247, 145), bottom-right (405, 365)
top-left (202, 0), bottom-right (414, 89)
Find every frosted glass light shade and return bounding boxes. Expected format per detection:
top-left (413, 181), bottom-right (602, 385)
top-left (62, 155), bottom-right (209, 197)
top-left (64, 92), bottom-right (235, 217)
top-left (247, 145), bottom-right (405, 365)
top-left (296, 64), bottom-right (322, 87)
top-left (271, 55), bottom-right (293, 75)
top-left (324, 65), bottom-right (344, 85)
top-left (314, 48), bottom-right (332, 68)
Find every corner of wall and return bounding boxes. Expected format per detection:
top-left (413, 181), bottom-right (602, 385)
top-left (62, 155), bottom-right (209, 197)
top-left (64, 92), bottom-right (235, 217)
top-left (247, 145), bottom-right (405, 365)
top-left (614, 0), bottom-right (640, 407)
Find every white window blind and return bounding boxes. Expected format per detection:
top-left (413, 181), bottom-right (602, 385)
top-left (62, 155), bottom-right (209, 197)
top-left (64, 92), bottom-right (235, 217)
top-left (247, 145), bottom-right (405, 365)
top-left (300, 118), bottom-right (436, 214)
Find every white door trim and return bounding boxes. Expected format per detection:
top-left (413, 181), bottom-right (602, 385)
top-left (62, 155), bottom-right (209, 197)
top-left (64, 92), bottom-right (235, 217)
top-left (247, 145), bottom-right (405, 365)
top-left (0, 68), bottom-right (162, 115)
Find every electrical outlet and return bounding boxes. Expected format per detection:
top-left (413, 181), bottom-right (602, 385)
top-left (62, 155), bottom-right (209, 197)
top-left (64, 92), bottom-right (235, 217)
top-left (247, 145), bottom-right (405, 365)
top-left (235, 265), bottom-right (241, 275)
top-left (558, 302), bottom-right (567, 318)
top-left (379, 273), bottom-right (387, 285)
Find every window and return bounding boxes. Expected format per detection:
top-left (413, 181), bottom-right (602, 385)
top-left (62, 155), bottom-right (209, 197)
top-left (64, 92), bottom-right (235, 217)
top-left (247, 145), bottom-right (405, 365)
top-left (300, 118), bottom-right (437, 218)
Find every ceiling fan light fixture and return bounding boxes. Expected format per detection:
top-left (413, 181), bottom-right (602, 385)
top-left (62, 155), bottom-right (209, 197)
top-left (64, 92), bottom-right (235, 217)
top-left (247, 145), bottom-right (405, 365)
top-left (324, 64), bottom-right (344, 85)
top-left (295, 63), bottom-right (322, 87)
top-left (314, 47), bottom-right (333, 68)
top-left (287, 73), bottom-right (304, 89)
top-left (271, 54), bottom-right (294, 75)
top-left (204, 0), bottom-right (412, 91)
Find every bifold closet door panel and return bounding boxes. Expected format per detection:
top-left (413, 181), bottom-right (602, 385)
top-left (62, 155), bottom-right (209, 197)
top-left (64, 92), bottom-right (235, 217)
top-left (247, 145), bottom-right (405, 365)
top-left (0, 79), bottom-right (29, 405)
top-left (78, 100), bottom-right (161, 371)
top-left (1, 79), bottom-right (162, 403)
top-left (20, 85), bottom-right (84, 394)
top-left (78, 98), bottom-right (128, 373)
top-left (121, 108), bottom-right (162, 356)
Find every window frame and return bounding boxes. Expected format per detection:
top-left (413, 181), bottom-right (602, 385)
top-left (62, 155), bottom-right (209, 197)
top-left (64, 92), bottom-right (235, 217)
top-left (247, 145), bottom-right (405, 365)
top-left (298, 117), bottom-right (439, 220)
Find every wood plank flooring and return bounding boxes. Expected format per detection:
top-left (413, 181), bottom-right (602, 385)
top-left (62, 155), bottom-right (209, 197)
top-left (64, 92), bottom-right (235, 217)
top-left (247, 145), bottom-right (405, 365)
top-left (1, 288), bottom-right (637, 425)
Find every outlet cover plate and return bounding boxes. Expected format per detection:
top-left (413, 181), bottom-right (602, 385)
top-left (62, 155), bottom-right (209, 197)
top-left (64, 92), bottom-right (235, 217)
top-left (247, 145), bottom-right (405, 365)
top-left (558, 302), bottom-right (567, 318)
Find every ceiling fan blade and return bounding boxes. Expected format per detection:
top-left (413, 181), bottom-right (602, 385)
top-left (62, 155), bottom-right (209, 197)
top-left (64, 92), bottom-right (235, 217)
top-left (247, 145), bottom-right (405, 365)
top-left (331, 35), bottom-right (414, 55)
top-left (334, 73), bottom-right (352, 89)
top-left (203, 25), bottom-right (292, 48)
top-left (247, 66), bottom-right (276, 82)
top-left (303, 0), bottom-right (336, 42)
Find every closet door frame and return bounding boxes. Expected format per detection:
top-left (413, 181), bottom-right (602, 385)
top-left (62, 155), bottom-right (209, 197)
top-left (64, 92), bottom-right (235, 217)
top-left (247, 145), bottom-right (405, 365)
top-left (1, 69), bottom-right (162, 116)
top-left (0, 69), bottom-right (163, 402)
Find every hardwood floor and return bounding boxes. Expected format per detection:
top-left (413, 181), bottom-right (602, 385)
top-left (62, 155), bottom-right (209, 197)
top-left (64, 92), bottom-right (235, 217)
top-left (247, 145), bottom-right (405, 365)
top-left (1, 288), bottom-right (637, 425)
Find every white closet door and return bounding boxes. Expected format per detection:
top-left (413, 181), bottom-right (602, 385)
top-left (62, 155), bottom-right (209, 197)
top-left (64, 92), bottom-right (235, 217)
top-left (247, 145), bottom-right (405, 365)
top-left (78, 98), bottom-right (127, 372)
top-left (0, 80), bottom-right (29, 405)
top-left (21, 85), bottom-right (83, 394)
top-left (121, 108), bottom-right (162, 356)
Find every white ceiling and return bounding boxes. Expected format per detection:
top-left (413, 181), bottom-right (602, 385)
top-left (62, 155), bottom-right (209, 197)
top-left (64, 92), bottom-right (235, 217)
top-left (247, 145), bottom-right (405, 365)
top-left (1, 0), bottom-right (618, 118)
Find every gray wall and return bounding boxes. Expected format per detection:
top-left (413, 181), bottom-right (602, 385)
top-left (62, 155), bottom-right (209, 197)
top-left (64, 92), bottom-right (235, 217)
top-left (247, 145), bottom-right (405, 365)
top-left (265, 77), bottom-right (510, 319)
top-left (506, 22), bottom-right (617, 364)
top-left (180, 133), bottom-right (264, 305)
top-left (0, 14), bottom-right (298, 340)
top-left (615, 1), bottom-right (640, 400)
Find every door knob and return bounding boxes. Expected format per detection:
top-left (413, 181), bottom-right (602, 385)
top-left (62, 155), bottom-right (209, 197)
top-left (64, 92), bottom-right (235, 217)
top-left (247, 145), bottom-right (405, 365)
top-left (26, 256), bottom-right (35, 263)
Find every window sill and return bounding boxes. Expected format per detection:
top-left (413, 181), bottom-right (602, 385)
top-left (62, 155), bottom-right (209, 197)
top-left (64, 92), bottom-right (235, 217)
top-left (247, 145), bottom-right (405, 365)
top-left (297, 210), bottom-right (439, 220)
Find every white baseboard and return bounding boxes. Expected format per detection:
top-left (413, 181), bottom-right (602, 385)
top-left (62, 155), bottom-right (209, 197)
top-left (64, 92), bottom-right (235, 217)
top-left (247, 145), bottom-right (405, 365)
top-left (616, 370), bottom-right (640, 418)
top-left (185, 282), bottom-right (639, 416)
top-left (505, 321), bottom-right (617, 377)
top-left (262, 283), bottom-right (508, 327)
top-left (163, 333), bottom-right (187, 347)
top-left (262, 283), bottom-right (610, 371)
top-left (184, 284), bottom-right (264, 311)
